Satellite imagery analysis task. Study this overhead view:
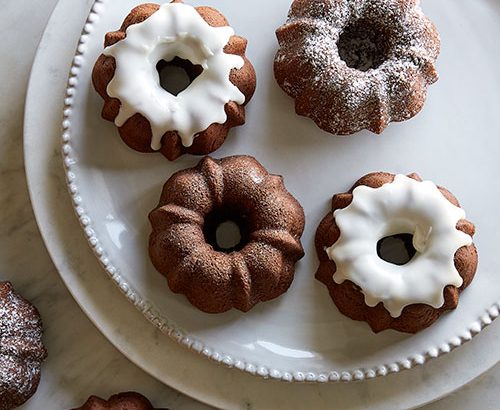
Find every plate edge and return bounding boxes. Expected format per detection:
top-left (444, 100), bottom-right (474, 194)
top-left (60, 0), bottom-right (500, 384)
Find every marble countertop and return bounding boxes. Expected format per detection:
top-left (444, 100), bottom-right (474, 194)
top-left (0, 0), bottom-right (498, 408)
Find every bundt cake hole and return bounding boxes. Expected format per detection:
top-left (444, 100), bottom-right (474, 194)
top-left (203, 208), bottom-right (251, 253)
top-left (156, 57), bottom-right (203, 96)
top-left (377, 233), bottom-right (417, 266)
top-left (337, 19), bottom-right (393, 71)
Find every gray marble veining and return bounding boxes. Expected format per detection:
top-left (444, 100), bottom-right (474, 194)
top-left (0, 0), bottom-right (497, 409)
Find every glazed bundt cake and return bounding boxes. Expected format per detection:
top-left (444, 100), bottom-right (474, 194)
top-left (70, 392), bottom-right (167, 410)
top-left (92, 0), bottom-right (256, 161)
top-left (149, 156), bottom-right (305, 313)
top-left (0, 282), bottom-right (47, 409)
top-left (275, 0), bottom-right (440, 135)
top-left (315, 173), bottom-right (478, 333)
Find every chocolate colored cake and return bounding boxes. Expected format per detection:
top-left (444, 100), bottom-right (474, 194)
top-left (92, 0), bottom-right (256, 161)
top-left (0, 282), bottom-right (47, 409)
top-left (315, 173), bottom-right (478, 333)
top-left (149, 156), bottom-right (305, 313)
top-left (70, 392), bottom-right (167, 410)
top-left (275, 0), bottom-right (440, 135)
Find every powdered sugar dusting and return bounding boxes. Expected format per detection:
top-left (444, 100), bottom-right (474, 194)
top-left (274, 0), bottom-right (440, 134)
top-left (0, 282), bottom-right (47, 409)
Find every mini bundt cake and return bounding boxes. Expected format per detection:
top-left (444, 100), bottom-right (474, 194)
top-left (274, 0), bottom-right (440, 135)
top-left (70, 392), bottom-right (167, 410)
top-left (315, 173), bottom-right (478, 333)
top-left (92, 0), bottom-right (256, 161)
top-left (149, 156), bottom-right (305, 313)
top-left (0, 282), bottom-right (47, 409)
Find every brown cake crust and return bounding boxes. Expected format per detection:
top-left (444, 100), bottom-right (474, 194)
top-left (0, 282), bottom-right (47, 409)
top-left (70, 392), bottom-right (168, 410)
top-left (274, 0), bottom-right (440, 135)
top-left (92, 1), bottom-right (256, 161)
top-left (315, 173), bottom-right (478, 333)
top-left (149, 156), bottom-right (305, 313)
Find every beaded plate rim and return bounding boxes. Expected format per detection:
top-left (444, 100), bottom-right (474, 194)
top-left (61, 0), bottom-right (500, 383)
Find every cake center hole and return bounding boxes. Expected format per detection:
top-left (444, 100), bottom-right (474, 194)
top-left (338, 19), bottom-right (392, 71)
top-left (204, 209), bottom-right (250, 253)
top-left (215, 221), bottom-right (242, 251)
top-left (377, 234), bottom-right (417, 266)
top-left (156, 57), bottom-right (203, 96)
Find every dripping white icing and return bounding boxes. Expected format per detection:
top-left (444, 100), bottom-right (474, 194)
top-left (103, 3), bottom-right (245, 150)
top-left (326, 175), bottom-right (472, 318)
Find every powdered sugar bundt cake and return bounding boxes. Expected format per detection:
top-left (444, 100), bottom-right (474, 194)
top-left (0, 282), bottom-right (47, 409)
top-left (275, 0), bottom-right (440, 135)
top-left (92, 0), bottom-right (256, 161)
top-left (315, 173), bottom-right (478, 333)
top-left (149, 156), bottom-right (305, 313)
top-left (70, 392), bottom-right (167, 410)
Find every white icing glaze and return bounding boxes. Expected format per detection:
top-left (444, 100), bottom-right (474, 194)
top-left (326, 175), bottom-right (473, 318)
top-left (103, 3), bottom-right (245, 150)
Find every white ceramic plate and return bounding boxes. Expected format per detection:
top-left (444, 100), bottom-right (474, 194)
top-left (61, 0), bottom-right (500, 382)
top-left (25, 0), bottom-right (500, 407)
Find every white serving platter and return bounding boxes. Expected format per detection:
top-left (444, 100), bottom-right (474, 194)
top-left (59, 0), bottom-right (500, 382)
top-left (24, 0), bottom-right (500, 407)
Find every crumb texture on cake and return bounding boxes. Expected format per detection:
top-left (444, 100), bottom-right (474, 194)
top-left (149, 156), bottom-right (305, 313)
top-left (274, 0), bottom-right (440, 135)
top-left (92, 0), bottom-right (256, 161)
top-left (70, 391), bottom-right (168, 410)
top-left (0, 281), bottom-right (47, 409)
